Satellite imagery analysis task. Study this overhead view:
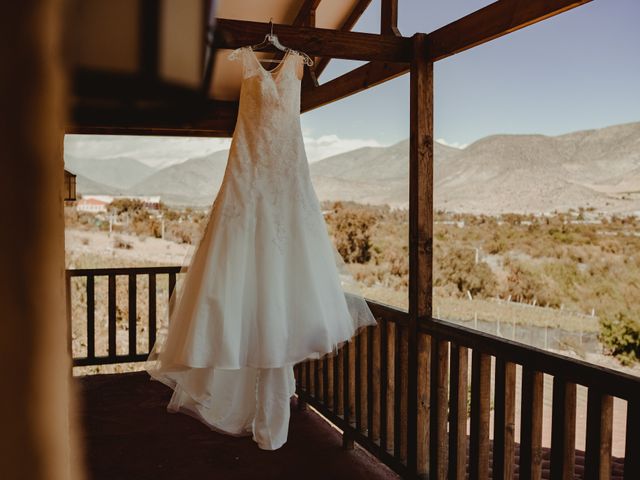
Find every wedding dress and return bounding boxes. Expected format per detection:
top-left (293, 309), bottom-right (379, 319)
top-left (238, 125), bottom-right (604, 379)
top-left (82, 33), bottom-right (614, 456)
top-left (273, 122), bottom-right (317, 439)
top-left (144, 46), bottom-right (377, 450)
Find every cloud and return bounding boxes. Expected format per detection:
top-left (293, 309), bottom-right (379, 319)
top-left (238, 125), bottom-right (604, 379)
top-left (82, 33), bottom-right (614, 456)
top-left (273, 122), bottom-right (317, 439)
top-left (64, 134), bottom-right (231, 168)
top-left (436, 138), bottom-right (468, 149)
top-left (65, 133), bottom-right (387, 167)
top-left (303, 134), bottom-right (385, 162)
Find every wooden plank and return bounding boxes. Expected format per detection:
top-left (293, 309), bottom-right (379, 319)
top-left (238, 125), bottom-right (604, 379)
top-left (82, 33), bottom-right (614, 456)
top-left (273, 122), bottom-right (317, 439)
top-left (550, 378), bottom-right (577, 480)
top-left (584, 389), bottom-right (613, 480)
top-left (301, 61), bottom-right (407, 113)
top-left (108, 274), bottom-right (116, 357)
top-left (469, 351), bottom-right (491, 480)
top-left (305, 0), bottom-right (592, 113)
top-left (408, 31), bottom-right (433, 476)
top-left (493, 359), bottom-right (516, 480)
top-left (86, 275), bottom-right (95, 360)
top-left (343, 342), bottom-right (354, 449)
top-left (428, 0), bottom-right (592, 62)
top-left (368, 324), bottom-right (377, 441)
top-left (625, 398), bottom-right (640, 480)
top-left (349, 337), bottom-right (357, 427)
top-left (139, 0), bottom-right (159, 78)
top-left (381, 0), bottom-right (400, 36)
top-left (148, 273), bottom-right (157, 347)
top-left (429, 338), bottom-right (449, 480)
top-left (416, 332), bottom-right (430, 476)
top-left (448, 344), bottom-right (468, 480)
top-left (70, 99), bottom-right (239, 137)
top-left (423, 318), bottom-right (640, 401)
top-left (213, 18), bottom-right (412, 63)
top-left (355, 329), bottom-right (365, 433)
top-left (393, 322), bottom-right (403, 459)
top-left (383, 319), bottom-right (395, 453)
top-left (128, 274), bottom-right (137, 357)
top-left (519, 368), bottom-right (543, 480)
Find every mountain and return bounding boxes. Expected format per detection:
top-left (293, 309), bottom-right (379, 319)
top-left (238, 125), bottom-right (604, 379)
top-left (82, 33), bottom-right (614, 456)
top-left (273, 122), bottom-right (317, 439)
top-left (64, 121), bottom-right (640, 214)
top-left (74, 173), bottom-right (124, 196)
top-left (126, 150), bottom-right (230, 206)
top-left (65, 154), bottom-right (156, 189)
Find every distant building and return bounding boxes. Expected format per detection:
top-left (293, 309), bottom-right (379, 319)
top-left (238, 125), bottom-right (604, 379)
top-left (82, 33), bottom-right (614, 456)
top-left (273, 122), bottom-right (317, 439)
top-left (76, 197), bottom-right (109, 213)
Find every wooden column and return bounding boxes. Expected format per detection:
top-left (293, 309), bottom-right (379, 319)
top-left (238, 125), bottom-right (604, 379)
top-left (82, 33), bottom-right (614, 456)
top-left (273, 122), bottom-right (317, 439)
top-left (408, 32), bottom-right (433, 478)
top-left (0, 0), bottom-right (83, 478)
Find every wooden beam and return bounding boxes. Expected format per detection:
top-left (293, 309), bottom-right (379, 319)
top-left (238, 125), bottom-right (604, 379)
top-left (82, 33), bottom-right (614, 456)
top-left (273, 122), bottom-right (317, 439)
top-left (293, 0), bottom-right (322, 26)
top-left (408, 32), bottom-right (432, 477)
top-left (314, 0), bottom-right (372, 78)
top-left (201, 0), bottom-right (218, 96)
top-left (213, 18), bottom-right (412, 63)
top-left (303, 0), bottom-right (590, 112)
top-left (140, 0), bottom-right (160, 78)
top-left (428, 0), bottom-right (592, 62)
top-left (301, 61), bottom-right (407, 112)
top-left (69, 100), bottom-right (238, 137)
top-left (381, 0), bottom-right (400, 36)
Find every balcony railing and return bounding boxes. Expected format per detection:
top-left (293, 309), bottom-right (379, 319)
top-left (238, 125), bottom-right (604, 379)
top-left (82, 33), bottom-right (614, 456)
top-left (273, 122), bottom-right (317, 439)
top-left (66, 266), bottom-right (640, 479)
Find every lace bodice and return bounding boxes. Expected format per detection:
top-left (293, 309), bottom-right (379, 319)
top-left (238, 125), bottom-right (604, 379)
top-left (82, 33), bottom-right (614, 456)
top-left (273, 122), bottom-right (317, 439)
top-left (214, 47), bottom-right (322, 252)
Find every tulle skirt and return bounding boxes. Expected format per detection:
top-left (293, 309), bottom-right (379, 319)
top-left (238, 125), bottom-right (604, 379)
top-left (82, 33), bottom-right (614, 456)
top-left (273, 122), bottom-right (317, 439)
top-left (145, 170), bottom-right (377, 449)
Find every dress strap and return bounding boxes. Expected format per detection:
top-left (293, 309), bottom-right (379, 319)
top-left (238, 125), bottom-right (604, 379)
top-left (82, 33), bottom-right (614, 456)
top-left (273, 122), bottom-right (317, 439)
top-left (228, 46), bottom-right (261, 79)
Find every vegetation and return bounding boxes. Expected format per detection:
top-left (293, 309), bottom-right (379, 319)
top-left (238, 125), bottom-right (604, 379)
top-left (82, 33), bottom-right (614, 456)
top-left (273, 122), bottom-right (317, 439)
top-left (65, 201), bottom-right (640, 365)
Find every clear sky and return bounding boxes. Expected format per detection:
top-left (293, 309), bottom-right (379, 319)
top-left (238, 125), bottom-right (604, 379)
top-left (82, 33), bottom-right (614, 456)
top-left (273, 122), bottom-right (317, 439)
top-left (301, 0), bottom-right (640, 149)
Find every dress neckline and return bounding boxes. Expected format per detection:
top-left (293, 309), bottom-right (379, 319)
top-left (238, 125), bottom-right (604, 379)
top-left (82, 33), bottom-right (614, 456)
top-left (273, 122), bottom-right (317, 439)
top-left (246, 47), bottom-right (295, 81)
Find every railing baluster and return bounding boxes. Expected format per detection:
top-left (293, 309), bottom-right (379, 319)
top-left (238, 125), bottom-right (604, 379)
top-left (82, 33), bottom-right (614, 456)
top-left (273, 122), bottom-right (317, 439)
top-left (336, 346), bottom-right (344, 416)
top-left (168, 272), bottom-right (176, 304)
top-left (550, 378), bottom-right (576, 480)
top-left (305, 356), bottom-right (311, 394)
top-left (448, 344), bottom-right (468, 480)
top-left (355, 329), bottom-right (363, 433)
top-left (520, 368), bottom-right (543, 480)
top-left (400, 323), bottom-right (409, 463)
top-left (327, 356), bottom-right (338, 406)
top-left (342, 341), bottom-right (353, 449)
top-left (394, 322), bottom-right (403, 459)
top-left (625, 398), bottom-right (640, 480)
top-left (493, 358), bottom-right (516, 480)
top-left (585, 388), bottom-right (613, 480)
top-left (349, 334), bottom-right (356, 428)
top-left (379, 318), bottom-right (389, 450)
top-left (383, 318), bottom-right (394, 453)
top-left (417, 331), bottom-right (430, 476)
top-left (314, 358), bottom-right (321, 402)
top-left (128, 274), bottom-right (137, 357)
top-left (469, 350), bottom-right (491, 480)
top-left (148, 273), bottom-right (156, 348)
top-left (108, 274), bottom-right (116, 357)
top-left (370, 323), bottom-right (381, 443)
top-left (86, 275), bottom-right (95, 360)
top-left (367, 325), bottom-right (374, 439)
top-left (429, 337), bottom-right (449, 480)
top-left (322, 348), bottom-right (329, 405)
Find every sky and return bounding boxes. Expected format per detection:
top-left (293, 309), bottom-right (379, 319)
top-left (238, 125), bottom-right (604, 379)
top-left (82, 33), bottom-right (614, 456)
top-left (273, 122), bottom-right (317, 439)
top-left (66, 0), bottom-right (640, 167)
top-left (302, 0), bottom-right (640, 149)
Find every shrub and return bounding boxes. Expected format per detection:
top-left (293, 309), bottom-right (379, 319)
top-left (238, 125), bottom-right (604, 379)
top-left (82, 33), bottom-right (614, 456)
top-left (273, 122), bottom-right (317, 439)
top-left (598, 311), bottom-right (640, 365)
top-left (327, 204), bottom-right (377, 264)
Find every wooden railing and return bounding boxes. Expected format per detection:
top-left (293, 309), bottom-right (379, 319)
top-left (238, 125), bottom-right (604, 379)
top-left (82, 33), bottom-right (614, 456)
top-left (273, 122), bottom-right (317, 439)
top-left (66, 266), bottom-right (181, 366)
top-left (66, 266), bottom-right (640, 479)
top-left (294, 306), bottom-right (640, 480)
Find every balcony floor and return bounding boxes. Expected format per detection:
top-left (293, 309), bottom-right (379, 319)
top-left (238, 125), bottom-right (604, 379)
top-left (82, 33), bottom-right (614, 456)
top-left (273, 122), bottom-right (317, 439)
top-left (75, 371), bottom-right (400, 480)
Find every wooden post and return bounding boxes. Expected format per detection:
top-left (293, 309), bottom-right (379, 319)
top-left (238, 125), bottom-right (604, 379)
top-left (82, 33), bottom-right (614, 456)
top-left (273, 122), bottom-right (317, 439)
top-left (408, 32), bottom-right (433, 478)
top-left (0, 0), bottom-right (83, 478)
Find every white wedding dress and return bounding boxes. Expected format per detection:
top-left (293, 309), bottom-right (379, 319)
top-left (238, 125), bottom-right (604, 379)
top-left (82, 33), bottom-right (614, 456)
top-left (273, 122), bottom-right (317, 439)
top-left (145, 46), bottom-right (377, 450)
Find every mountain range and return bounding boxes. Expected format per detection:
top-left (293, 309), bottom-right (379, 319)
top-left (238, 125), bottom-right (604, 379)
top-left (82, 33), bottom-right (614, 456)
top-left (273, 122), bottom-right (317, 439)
top-left (66, 121), bottom-right (640, 214)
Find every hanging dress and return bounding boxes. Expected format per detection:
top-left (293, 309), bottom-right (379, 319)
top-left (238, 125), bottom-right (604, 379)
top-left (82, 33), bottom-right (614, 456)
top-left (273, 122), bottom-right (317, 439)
top-left (144, 46), bottom-right (378, 450)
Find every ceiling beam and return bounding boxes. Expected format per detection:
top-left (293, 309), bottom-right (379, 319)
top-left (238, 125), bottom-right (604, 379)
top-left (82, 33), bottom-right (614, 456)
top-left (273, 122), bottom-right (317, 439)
top-left (314, 0), bottom-right (372, 78)
top-left (427, 0), bottom-right (592, 62)
top-left (381, 0), bottom-right (400, 36)
top-left (301, 61), bottom-right (407, 112)
top-left (213, 18), bottom-right (412, 63)
top-left (303, 0), bottom-right (591, 113)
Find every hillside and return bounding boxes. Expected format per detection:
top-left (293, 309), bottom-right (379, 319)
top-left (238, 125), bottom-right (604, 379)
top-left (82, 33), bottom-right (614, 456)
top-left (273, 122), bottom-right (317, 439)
top-left (64, 121), bottom-right (640, 213)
